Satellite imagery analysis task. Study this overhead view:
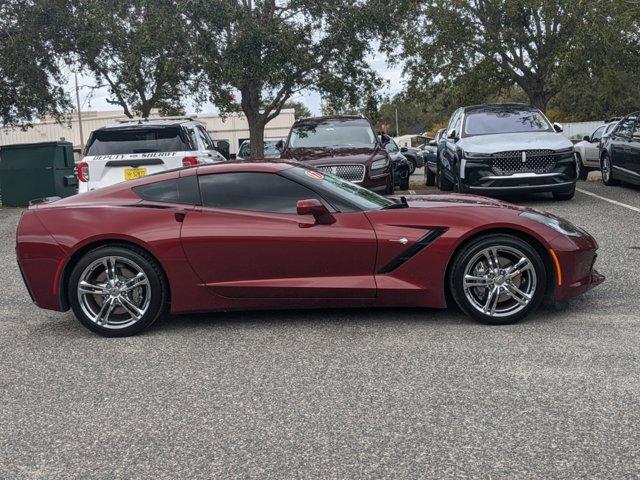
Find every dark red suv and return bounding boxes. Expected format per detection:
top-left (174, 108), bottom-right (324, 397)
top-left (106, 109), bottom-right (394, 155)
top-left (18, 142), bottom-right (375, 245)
top-left (279, 115), bottom-right (393, 194)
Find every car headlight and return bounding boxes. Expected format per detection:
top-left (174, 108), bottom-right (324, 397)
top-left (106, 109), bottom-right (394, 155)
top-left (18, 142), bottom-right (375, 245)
top-left (371, 157), bottom-right (389, 170)
top-left (520, 211), bottom-right (584, 237)
top-left (462, 151), bottom-right (492, 160)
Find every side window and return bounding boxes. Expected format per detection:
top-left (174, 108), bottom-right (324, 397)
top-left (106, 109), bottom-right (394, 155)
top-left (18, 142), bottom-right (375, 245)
top-left (447, 110), bottom-right (459, 132)
top-left (616, 117), bottom-right (636, 137)
top-left (199, 172), bottom-right (324, 214)
top-left (133, 176), bottom-right (200, 205)
top-left (385, 140), bottom-right (399, 153)
top-left (633, 121), bottom-right (640, 139)
top-left (197, 126), bottom-right (215, 150)
top-left (591, 126), bottom-right (605, 141)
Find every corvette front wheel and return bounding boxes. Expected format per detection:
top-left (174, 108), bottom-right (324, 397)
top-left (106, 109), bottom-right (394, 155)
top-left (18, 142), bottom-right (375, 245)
top-left (68, 245), bottom-right (168, 336)
top-left (449, 235), bottom-right (547, 325)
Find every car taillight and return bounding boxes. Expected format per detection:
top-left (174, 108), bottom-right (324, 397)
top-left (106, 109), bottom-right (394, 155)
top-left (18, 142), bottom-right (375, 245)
top-left (182, 156), bottom-right (199, 167)
top-left (77, 162), bottom-right (89, 182)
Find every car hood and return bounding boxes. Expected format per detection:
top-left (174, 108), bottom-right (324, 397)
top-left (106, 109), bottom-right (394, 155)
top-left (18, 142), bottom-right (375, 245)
top-left (391, 193), bottom-right (527, 211)
top-left (287, 147), bottom-right (382, 165)
top-left (458, 131), bottom-right (573, 154)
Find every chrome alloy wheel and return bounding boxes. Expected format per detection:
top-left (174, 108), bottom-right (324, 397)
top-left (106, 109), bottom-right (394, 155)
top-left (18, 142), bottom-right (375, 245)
top-left (77, 256), bottom-right (151, 329)
top-left (462, 246), bottom-right (537, 318)
top-left (602, 155), bottom-right (611, 183)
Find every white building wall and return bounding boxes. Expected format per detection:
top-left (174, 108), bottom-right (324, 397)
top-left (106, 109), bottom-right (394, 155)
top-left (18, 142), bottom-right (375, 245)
top-left (0, 109), bottom-right (296, 155)
top-left (561, 121), bottom-right (604, 140)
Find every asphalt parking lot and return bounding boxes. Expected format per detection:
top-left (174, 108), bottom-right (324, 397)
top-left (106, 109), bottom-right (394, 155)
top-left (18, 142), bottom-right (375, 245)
top-left (1, 177), bottom-right (639, 479)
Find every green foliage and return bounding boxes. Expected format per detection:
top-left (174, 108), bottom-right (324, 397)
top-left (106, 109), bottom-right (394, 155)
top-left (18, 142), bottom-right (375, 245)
top-left (282, 101), bottom-right (311, 119)
top-left (400, 0), bottom-right (629, 114)
top-left (53, 0), bottom-right (198, 118)
top-left (188, 0), bottom-right (406, 157)
top-left (0, 0), bottom-right (71, 127)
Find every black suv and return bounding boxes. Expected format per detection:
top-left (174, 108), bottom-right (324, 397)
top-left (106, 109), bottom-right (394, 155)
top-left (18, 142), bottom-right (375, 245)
top-left (436, 104), bottom-right (578, 200)
top-left (600, 111), bottom-right (640, 187)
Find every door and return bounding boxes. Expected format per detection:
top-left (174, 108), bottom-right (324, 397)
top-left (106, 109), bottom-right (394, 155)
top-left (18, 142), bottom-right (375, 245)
top-left (180, 171), bottom-right (378, 299)
top-left (610, 116), bottom-right (636, 176)
top-left (628, 118), bottom-right (640, 178)
top-left (586, 126), bottom-right (605, 165)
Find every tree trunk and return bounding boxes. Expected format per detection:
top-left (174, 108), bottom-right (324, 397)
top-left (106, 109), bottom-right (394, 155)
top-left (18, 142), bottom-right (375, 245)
top-left (247, 115), bottom-right (266, 159)
top-left (241, 83), bottom-right (266, 159)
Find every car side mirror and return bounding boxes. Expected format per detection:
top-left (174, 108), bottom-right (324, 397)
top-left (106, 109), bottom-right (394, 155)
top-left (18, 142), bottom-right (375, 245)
top-left (553, 122), bottom-right (563, 133)
top-left (229, 153), bottom-right (237, 160)
top-left (297, 199), bottom-right (335, 226)
top-left (583, 135), bottom-right (590, 142)
top-left (275, 139), bottom-right (285, 152)
top-left (215, 140), bottom-right (230, 160)
top-left (400, 146), bottom-right (408, 152)
top-left (447, 129), bottom-right (458, 140)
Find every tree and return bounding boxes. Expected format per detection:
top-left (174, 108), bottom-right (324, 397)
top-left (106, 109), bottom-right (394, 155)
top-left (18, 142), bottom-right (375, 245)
top-left (0, 0), bottom-right (70, 127)
top-left (189, 0), bottom-right (405, 158)
top-left (401, 0), bottom-right (622, 112)
top-left (283, 101), bottom-right (311, 119)
top-left (53, 0), bottom-right (198, 118)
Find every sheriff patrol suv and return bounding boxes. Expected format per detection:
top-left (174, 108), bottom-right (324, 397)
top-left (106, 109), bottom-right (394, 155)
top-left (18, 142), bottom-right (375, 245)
top-left (77, 118), bottom-right (226, 193)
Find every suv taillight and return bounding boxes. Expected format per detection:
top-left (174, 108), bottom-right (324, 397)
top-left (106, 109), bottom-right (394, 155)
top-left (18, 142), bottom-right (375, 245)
top-left (182, 156), bottom-right (199, 167)
top-left (77, 162), bottom-right (89, 182)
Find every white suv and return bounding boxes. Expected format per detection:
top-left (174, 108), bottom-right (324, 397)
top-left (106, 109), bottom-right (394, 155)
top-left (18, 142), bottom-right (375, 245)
top-left (77, 118), bottom-right (226, 193)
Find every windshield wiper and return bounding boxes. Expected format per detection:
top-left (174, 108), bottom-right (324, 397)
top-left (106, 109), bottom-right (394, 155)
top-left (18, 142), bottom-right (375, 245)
top-left (382, 196), bottom-right (409, 209)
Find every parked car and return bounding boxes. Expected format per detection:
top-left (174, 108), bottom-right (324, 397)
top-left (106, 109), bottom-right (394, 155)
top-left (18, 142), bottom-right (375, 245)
top-left (77, 118), bottom-right (226, 193)
top-left (399, 145), bottom-right (424, 174)
top-left (237, 139), bottom-right (283, 160)
top-left (384, 137), bottom-right (411, 190)
top-left (278, 115), bottom-right (393, 194)
top-left (574, 120), bottom-right (619, 180)
top-left (424, 129), bottom-right (444, 186)
top-left (17, 160), bottom-right (603, 336)
top-left (600, 111), bottom-right (640, 187)
top-left (437, 104), bottom-right (577, 200)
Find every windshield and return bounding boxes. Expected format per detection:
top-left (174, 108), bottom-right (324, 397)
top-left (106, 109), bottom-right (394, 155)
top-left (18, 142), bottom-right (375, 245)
top-left (238, 140), bottom-right (281, 158)
top-left (284, 166), bottom-right (394, 211)
top-left (289, 119), bottom-right (376, 149)
top-left (85, 127), bottom-right (189, 155)
top-left (464, 108), bottom-right (552, 136)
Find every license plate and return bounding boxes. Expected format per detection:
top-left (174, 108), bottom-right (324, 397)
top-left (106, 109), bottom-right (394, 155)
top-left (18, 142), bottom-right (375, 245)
top-left (124, 167), bottom-right (147, 181)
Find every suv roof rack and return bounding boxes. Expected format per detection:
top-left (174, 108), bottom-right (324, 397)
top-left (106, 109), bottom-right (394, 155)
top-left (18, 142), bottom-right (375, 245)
top-left (115, 116), bottom-right (198, 124)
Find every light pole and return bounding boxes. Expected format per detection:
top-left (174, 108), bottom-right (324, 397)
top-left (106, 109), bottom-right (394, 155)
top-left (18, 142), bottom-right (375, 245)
top-left (395, 108), bottom-right (399, 137)
top-left (74, 72), bottom-right (85, 152)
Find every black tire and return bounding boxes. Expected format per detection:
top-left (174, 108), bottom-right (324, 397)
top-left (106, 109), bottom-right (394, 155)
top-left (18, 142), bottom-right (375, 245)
top-left (552, 183), bottom-right (576, 201)
top-left (601, 153), bottom-right (618, 186)
top-left (425, 165), bottom-right (436, 186)
top-left (449, 234), bottom-right (547, 325)
top-left (68, 245), bottom-right (168, 337)
top-left (576, 153), bottom-right (589, 181)
top-left (437, 162), bottom-right (454, 191)
top-left (399, 171), bottom-right (410, 190)
top-left (408, 158), bottom-right (416, 175)
top-left (453, 172), bottom-right (469, 193)
top-left (384, 173), bottom-right (394, 195)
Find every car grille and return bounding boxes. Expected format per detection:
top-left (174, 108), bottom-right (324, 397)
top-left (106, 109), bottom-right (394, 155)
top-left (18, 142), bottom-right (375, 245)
top-left (316, 164), bottom-right (366, 182)
top-left (491, 150), bottom-right (558, 175)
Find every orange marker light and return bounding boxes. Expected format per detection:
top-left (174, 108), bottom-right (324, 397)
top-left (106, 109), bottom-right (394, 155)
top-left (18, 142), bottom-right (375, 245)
top-left (548, 249), bottom-right (563, 286)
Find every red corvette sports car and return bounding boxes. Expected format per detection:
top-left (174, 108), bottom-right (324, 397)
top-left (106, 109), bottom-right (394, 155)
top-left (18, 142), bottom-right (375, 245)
top-left (17, 161), bottom-right (604, 336)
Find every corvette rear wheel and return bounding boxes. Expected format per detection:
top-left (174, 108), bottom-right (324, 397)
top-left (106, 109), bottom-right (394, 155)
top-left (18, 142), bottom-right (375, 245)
top-left (69, 246), bottom-right (168, 336)
top-left (449, 235), bottom-right (546, 325)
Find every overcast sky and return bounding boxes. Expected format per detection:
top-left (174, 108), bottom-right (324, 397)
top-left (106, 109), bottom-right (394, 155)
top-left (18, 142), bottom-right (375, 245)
top-left (67, 53), bottom-right (405, 117)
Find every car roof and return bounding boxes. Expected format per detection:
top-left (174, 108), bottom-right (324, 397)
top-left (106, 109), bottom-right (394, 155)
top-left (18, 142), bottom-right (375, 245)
top-left (462, 103), bottom-right (536, 113)
top-left (95, 118), bottom-right (206, 131)
top-left (292, 114), bottom-right (367, 126)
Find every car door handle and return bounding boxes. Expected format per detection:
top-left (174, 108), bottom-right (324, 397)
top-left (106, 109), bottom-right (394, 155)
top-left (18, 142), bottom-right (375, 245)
top-left (390, 237), bottom-right (409, 245)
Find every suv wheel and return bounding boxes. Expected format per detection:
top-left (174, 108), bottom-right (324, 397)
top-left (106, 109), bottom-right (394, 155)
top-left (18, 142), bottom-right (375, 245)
top-left (69, 245), bottom-right (168, 337)
top-left (576, 153), bottom-right (589, 180)
top-left (601, 153), bottom-right (618, 186)
top-left (437, 162), bottom-right (454, 191)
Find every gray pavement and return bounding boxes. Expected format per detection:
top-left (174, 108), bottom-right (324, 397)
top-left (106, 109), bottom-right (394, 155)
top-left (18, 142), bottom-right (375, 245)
top-left (1, 179), bottom-right (639, 479)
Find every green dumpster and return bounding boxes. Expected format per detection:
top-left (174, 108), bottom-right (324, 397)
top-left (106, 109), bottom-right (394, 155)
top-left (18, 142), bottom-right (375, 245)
top-left (0, 141), bottom-right (78, 207)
